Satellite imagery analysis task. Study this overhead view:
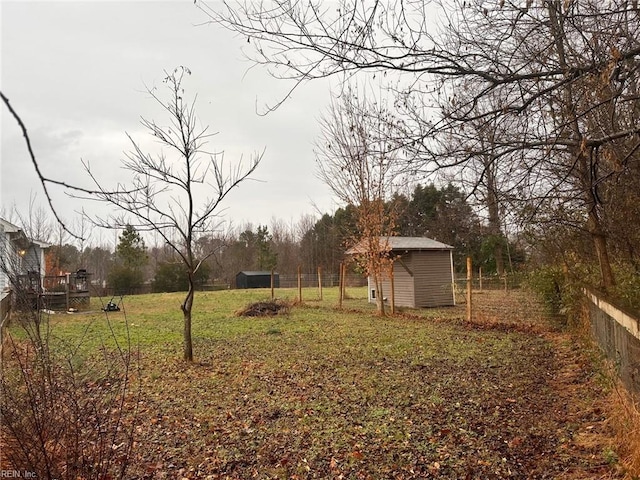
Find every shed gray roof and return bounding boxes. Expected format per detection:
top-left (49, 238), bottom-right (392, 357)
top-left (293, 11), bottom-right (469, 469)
top-left (385, 236), bottom-right (453, 250)
top-left (346, 236), bottom-right (453, 254)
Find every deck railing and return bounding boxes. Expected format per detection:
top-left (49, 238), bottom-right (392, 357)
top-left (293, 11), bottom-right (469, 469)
top-left (17, 271), bottom-right (92, 311)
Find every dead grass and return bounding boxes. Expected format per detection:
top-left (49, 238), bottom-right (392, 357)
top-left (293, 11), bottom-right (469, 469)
top-left (607, 379), bottom-right (640, 478)
top-left (566, 301), bottom-right (640, 479)
top-left (4, 287), bottom-right (629, 478)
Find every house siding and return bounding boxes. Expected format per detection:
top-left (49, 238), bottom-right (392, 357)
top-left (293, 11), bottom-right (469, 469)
top-left (23, 246), bottom-right (44, 276)
top-left (412, 250), bottom-right (455, 307)
top-left (0, 230), bottom-right (21, 292)
top-left (0, 230), bottom-right (9, 291)
top-left (0, 219), bottom-right (49, 293)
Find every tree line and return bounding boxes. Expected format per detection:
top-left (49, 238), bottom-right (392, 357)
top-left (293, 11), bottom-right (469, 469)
top-left (16, 181), bottom-right (522, 293)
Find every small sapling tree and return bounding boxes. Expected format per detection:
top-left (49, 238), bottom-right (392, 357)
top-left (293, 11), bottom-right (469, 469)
top-left (315, 87), bottom-right (401, 315)
top-left (84, 67), bottom-right (263, 361)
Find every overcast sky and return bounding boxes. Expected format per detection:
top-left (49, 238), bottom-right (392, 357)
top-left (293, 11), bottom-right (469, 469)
top-left (1, 1), bottom-right (339, 245)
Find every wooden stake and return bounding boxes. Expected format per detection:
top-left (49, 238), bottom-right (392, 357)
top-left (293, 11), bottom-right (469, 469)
top-left (270, 269), bottom-right (275, 300)
top-left (65, 272), bottom-right (71, 311)
top-left (479, 267), bottom-right (483, 292)
top-left (466, 257), bottom-right (472, 322)
top-left (297, 265), bottom-right (302, 303)
top-left (318, 266), bottom-right (323, 301)
top-left (341, 262), bottom-right (347, 303)
top-left (338, 262), bottom-right (344, 309)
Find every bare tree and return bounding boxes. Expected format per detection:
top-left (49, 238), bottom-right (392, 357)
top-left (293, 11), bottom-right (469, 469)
top-left (430, 108), bottom-right (521, 276)
top-left (269, 217), bottom-right (300, 274)
top-left (315, 86), bottom-right (401, 314)
top-left (386, 1), bottom-right (640, 288)
top-left (82, 67), bottom-right (263, 361)
top-left (206, 0), bottom-right (640, 290)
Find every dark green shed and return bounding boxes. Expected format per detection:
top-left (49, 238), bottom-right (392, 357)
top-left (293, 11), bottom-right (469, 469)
top-left (235, 271), bottom-right (279, 289)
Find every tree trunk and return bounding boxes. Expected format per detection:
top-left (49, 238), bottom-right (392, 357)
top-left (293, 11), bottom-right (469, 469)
top-left (485, 158), bottom-right (504, 276)
top-left (548, 3), bottom-right (616, 291)
top-left (181, 278), bottom-right (195, 362)
top-left (587, 210), bottom-right (616, 290)
top-left (374, 271), bottom-right (386, 317)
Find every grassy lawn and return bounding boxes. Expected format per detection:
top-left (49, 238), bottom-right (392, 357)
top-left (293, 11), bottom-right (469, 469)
top-left (10, 287), bottom-right (620, 479)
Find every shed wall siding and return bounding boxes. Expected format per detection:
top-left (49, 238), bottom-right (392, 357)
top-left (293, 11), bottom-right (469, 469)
top-left (381, 258), bottom-right (415, 307)
top-left (410, 251), bottom-right (455, 307)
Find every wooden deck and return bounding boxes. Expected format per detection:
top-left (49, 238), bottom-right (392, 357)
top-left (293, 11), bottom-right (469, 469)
top-left (36, 290), bottom-right (91, 311)
top-left (19, 271), bottom-right (92, 311)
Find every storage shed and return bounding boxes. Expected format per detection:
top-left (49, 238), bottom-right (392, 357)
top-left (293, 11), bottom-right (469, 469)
top-left (235, 271), bottom-right (279, 289)
top-left (349, 237), bottom-right (455, 308)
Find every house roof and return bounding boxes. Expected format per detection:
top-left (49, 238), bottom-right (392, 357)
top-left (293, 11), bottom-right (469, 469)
top-left (0, 218), bottom-right (23, 235)
top-left (1, 218), bottom-right (29, 248)
top-left (0, 218), bottom-right (51, 249)
top-left (30, 239), bottom-right (51, 249)
top-left (346, 236), bottom-right (453, 254)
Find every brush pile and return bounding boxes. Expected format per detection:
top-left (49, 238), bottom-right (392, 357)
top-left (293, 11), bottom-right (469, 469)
top-left (236, 299), bottom-right (290, 317)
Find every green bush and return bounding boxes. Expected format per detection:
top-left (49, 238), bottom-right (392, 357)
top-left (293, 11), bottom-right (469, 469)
top-left (107, 266), bottom-right (144, 295)
top-left (525, 265), bottom-right (566, 315)
top-left (152, 261), bottom-right (211, 293)
top-left (611, 264), bottom-right (640, 313)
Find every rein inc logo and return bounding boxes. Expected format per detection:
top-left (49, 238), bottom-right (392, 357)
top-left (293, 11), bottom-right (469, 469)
top-left (0, 472), bottom-right (37, 478)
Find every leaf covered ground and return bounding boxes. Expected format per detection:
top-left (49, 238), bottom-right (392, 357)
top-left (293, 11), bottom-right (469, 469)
top-left (82, 288), bottom-right (619, 480)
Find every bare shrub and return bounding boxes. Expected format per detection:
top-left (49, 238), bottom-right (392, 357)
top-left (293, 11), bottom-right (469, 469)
top-left (0, 288), bottom-right (139, 479)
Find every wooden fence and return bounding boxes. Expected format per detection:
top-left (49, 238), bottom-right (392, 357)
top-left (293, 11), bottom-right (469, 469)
top-left (585, 288), bottom-right (640, 395)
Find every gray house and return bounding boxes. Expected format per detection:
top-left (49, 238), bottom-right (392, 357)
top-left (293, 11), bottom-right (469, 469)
top-left (0, 218), bottom-right (49, 293)
top-left (350, 236), bottom-right (455, 308)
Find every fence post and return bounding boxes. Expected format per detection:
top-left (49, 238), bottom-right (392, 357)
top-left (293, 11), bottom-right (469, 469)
top-left (318, 266), bottom-right (323, 301)
top-left (466, 257), bottom-right (473, 321)
top-left (0, 291), bottom-right (12, 357)
top-left (270, 269), bottom-right (275, 300)
top-left (65, 272), bottom-right (71, 311)
top-left (341, 263), bottom-right (347, 304)
top-left (479, 267), bottom-right (483, 292)
top-left (338, 262), bottom-right (344, 309)
top-left (297, 265), bottom-right (302, 303)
